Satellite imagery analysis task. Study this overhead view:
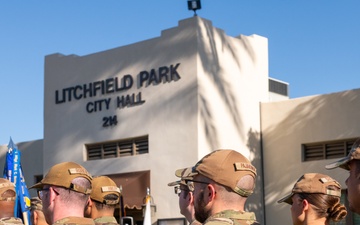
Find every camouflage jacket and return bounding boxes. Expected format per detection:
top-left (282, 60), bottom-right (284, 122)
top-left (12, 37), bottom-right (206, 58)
top-left (204, 210), bottom-right (259, 225)
top-left (94, 216), bottom-right (119, 225)
top-left (0, 217), bottom-right (24, 225)
top-left (189, 220), bottom-right (202, 225)
top-left (53, 216), bottom-right (95, 225)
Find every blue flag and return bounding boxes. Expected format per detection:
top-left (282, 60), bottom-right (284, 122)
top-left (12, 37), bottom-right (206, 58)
top-left (3, 138), bottom-right (31, 225)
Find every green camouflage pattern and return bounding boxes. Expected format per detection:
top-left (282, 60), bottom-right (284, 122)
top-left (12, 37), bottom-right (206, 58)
top-left (204, 210), bottom-right (260, 225)
top-left (190, 220), bottom-right (202, 225)
top-left (0, 217), bottom-right (24, 225)
top-left (94, 216), bottom-right (119, 225)
top-left (53, 216), bottom-right (95, 225)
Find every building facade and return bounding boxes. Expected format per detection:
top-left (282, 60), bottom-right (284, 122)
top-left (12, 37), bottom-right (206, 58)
top-left (1, 16), bottom-right (359, 225)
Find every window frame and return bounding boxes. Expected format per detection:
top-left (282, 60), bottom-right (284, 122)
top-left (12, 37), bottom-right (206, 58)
top-left (85, 135), bottom-right (149, 161)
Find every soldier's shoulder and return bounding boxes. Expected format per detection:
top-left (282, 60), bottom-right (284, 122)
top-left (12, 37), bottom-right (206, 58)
top-left (205, 210), bottom-right (259, 225)
top-left (190, 220), bottom-right (202, 225)
top-left (94, 216), bottom-right (119, 225)
top-left (54, 216), bottom-right (95, 225)
top-left (0, 217), bottom-right (24, 225)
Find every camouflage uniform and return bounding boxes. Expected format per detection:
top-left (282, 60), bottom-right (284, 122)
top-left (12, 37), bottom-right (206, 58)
top-left (203, 210), bottom-right (259, 225)
top-left (53, 216), bottom-right (95, 225)
top-left (93, 216), bottom-right (119, 225)
top-left (189, 220), bottom-right (202, 225)
top-left (0, 217), bottom-right (24, 225)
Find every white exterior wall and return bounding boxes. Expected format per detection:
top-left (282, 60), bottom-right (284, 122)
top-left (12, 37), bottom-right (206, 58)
top-left (261, 88), bottom-right (360, 225)
top-left (43, 18), bottom-right (201, 222)
top-left (2, 15), bottom-right (359, 225)
top-left (42, 17), bottom-right (267, 223)
top-left (0, 16), bottom-right (283, 225)
top-left (195, 19), bottom-right (268, 223)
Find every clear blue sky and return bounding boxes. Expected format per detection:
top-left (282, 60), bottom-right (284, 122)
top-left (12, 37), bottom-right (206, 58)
top-left (1, 1), bottom-right (359, 145)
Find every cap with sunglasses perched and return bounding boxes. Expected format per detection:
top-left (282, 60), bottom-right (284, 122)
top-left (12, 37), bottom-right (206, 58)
top-left (326, 138), bottom-right (360, 170)
top-left (175, 149), bottom-right (257, 197)
top-left (277, 173), bottom-right (341, 204)
top-left (90, 176), bottom-right (120, 205)
top-left (168, 180), bottom-right (190, 194)
top-left (30, 162), bottom-right (92, 195)
top-left (167, 180), bottom-right (188, 187)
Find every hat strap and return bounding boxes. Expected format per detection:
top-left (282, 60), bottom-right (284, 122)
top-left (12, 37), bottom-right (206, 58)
top-left (234, 187), bottom-right (253, 197)
top-left (326, 189), bottom-right (341, 197)
top-left (69, 183), bottom-right (92, 195)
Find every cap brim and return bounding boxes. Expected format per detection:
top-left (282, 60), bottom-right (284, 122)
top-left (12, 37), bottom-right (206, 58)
top-left (29, 182), bottom-right (44, 190)
top-left (175, 166), bottom-right (198, 179)
top-left (277, 193), bottom-right (293, 205)
top-left (325, 156), bottom-right (350, 170)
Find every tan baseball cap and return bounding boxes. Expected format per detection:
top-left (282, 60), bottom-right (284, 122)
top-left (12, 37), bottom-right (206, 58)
top-left (175, 149), bottom-right (257, 197)
top-left (0, 178), bottom-right (16, 201)
top-left (30, 197), bottom-right (43, 211)
top-left (277, 173), bottom-right (341, 204)
top-left (90, 176), bottom-right (120, 205)
top-left (30, 162), bottom-right (92, 194)
top-left (326, 138), bottom-right (360, 170)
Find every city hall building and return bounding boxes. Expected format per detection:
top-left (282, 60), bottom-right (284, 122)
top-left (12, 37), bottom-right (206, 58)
top-left (1, 16), bottom-right (360, 225)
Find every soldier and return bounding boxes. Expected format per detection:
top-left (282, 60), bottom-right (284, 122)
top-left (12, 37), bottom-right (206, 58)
top-left (30, 162), bottom-right (94, 225)
top-left (278, 173), bottom-right (347, 225)
top-left (168, 180), bottom-right (201, 225)
top-left (175, 149), bottom-right (259, 225)
top-left (326, 138), bottom-right (360, 214)
top-left (30, 197), bottom-right (48, 225)
top-left (0, 178), bottom-right (23, 225)
top-left (84, 176), bottom-right (120, 225)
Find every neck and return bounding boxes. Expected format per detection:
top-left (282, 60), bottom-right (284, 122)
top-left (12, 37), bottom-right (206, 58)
top-left (210, 198), bottom-right (246, 216)
top-left (0, 201), bottom-right (15, 218)
top-left (91, 207), bottom-right (115, 219)
top-left (52, 206), bottom-right (86, 223)
top-left (303, 209), bottom-right (328, 225)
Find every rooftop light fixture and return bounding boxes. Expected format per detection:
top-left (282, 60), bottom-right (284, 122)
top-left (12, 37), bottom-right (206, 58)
top-left (187, 0), bottom-right (201, 16)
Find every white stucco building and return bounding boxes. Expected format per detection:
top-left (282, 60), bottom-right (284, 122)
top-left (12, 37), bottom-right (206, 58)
top-left (1, 16), bottom-right (359, 225)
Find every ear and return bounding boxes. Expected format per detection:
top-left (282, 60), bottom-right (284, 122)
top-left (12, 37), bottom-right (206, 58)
top-left (206, 184), bottom-right (216, 202)
top-left (188, 191), bottom-right (194, 204)
top-left (84, 199), bottom-right (93, 217)
top-left (87, 198), bottom-right (93, 207)
top-left (49, 187), bottom-right (58, 202)
top-left (302, 199), bottom-right (309, 212)
top-left (32, 211), bottom-right (39, 224)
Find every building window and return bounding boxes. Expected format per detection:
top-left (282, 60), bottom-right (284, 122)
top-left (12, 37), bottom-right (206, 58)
top-left (269, 78), bottom-right (288, 96)
top-left (302, 138), bottom-right (356, 162)
top-left (34, 175), bottom-right (43, 184)
top-left (86, 135), bottom-right (148, 161)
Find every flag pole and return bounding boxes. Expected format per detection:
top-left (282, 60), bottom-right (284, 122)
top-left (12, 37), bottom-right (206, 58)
top-left (3, 138), bottom-right (31, 225)
top-left (143, 187), bottom-right (151, 225)
top-left (119, 185), bottom-right (125, 221)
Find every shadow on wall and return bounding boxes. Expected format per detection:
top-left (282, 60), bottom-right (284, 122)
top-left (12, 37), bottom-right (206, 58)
top-left (197, 19), bottom-right (258, 149)
top-left (46, 17), bottom-right (261, 172)
top-left (56, 17), bottom-right (259, 154)
top-left (263, 89), bottom-right (360, 209)
top-left (245, 128), bottom-right (264, 223)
